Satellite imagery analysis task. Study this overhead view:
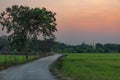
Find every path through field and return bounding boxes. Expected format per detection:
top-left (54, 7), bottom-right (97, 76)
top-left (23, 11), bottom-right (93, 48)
top-left (0, 54), bottom-right (61, 80)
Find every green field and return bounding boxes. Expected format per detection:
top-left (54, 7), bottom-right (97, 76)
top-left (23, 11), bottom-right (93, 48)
top-left (0, 55), bottom-right (39, 70)
top-left (56, 53), bottom-right (120, 80)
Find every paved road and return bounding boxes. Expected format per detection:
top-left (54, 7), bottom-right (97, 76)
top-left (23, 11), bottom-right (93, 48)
top-left (0, 54), bottom-right (61, 80)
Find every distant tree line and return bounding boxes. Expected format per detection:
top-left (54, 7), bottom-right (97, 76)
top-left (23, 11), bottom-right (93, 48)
top-left (0, 36), bottom-right (120, 53)
top-left (0, 36), bottom-right (55, 54)
top-left (51, 42), bottom-right (120, 53)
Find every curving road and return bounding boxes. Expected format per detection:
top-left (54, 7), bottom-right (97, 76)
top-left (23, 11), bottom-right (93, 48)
top-left (0, 54), bottom-right (61, 80)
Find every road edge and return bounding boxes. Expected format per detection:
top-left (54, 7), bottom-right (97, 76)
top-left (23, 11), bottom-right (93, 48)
top-left (49, 54), bottom-right (72, 80)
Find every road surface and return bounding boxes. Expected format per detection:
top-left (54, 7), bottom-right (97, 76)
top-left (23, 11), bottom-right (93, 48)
top-left (0, 54), bottom-right (61, 80)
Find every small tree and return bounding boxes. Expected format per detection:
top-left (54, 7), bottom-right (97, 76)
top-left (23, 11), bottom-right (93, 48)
top-left (0, 5), bottom-right (57, 61)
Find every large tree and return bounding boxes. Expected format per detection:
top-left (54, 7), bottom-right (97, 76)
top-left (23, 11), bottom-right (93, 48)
top-left (0, 5), bottom-right (57, 60)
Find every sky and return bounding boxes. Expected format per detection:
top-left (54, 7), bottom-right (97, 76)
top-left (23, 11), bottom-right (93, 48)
top-left (0, 0), bottom-right (120, 45)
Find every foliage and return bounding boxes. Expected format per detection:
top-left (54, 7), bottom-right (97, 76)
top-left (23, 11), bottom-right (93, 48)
top-left (0, 5), bottom-right (57, 52)
top-left (0, 36), bottom-right (55, 53)
top-left (0, 36), bottom-right (120, 53)
top-left (0, 55), bottom-right (39, 70)
top-left (52, 42), bottom-right (120, 53)
top-left (0, 36), bottom-right (10, 52)
top-left (28, 38), bottom-right (55, 53)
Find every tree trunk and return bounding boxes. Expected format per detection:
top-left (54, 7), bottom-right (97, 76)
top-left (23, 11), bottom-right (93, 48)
top-left (25, 39), bottom-right (29, 62)
top-left (25, 52), bottom-right (28, 62)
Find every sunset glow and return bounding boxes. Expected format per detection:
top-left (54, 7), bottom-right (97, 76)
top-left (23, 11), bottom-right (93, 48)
top-left (0, 0), bottom-right (120, 44)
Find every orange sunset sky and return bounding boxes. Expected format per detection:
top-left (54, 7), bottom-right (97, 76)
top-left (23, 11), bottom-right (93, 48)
top-left (0, 0), bottom-right (120, 44)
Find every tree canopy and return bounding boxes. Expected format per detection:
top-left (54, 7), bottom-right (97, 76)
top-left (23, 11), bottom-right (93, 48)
top-left (52, 42), bottom-right (120, 53)
top-left (0, 5), bottom-right (57, 52)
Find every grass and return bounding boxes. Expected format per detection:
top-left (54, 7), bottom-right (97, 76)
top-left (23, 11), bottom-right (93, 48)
top-left (0, 55), bottom-right (39, 70)
top-left (55, 53), bottom-right (120, 80)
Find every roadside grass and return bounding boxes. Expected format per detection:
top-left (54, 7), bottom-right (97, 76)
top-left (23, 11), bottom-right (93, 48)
top-left (0, 55), bottom-right (39, 70)
top-left (54, 53), bottom-right (120, 80)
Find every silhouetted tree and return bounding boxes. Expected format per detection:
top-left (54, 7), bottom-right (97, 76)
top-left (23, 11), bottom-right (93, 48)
top-left (0, 5), bottom-right (57, 60)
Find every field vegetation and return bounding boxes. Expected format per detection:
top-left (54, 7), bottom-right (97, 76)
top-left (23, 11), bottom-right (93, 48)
top-left (0, 55), bottom-right (39, 70)
top-left (53, 53), bottom-right (120, 80)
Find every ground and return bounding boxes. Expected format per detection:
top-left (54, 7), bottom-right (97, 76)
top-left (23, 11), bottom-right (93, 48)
top-left (0, 54), bottom-right (61, 80)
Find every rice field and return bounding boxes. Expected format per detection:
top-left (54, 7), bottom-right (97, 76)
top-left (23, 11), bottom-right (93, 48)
top-left (55, 53), bottom-right (120, 80)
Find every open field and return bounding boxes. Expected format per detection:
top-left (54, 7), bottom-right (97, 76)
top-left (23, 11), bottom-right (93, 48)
top-left (55, 53), bottom-right (120, 80)
top-left (0, 55), bottom-right (39, 70)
